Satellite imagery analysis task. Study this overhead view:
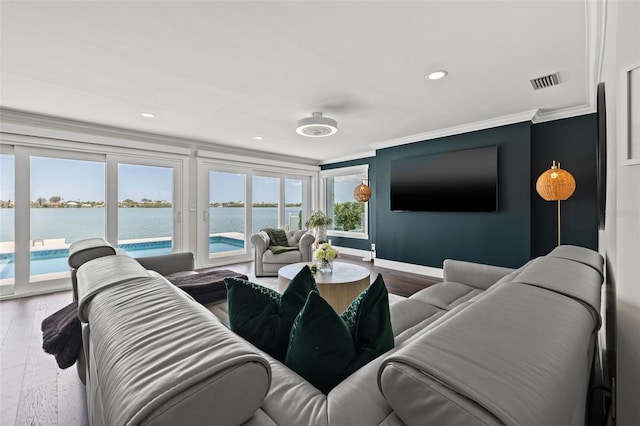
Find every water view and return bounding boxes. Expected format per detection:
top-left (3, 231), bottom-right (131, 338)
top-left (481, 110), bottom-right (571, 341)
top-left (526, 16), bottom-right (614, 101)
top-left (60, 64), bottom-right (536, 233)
top-left (0, 207), bottom-right (303, 242)
top-left (0, 206), bottom-right (304, 279)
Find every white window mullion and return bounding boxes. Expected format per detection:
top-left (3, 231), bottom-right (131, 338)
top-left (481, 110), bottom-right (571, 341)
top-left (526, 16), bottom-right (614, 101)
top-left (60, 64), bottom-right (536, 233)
top-left (105, 157), bottom-right (118, 247)
top-left (13, 146), bottom-right (30, 291)
top-left (278, 178), bottom-right (286, 228)
top-left (246, 172), bottom-right (253, 245)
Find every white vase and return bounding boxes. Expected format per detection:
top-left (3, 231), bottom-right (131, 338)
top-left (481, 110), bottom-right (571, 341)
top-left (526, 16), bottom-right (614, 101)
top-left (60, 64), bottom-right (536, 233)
top-left (315, 225), bottom-right (327, 244)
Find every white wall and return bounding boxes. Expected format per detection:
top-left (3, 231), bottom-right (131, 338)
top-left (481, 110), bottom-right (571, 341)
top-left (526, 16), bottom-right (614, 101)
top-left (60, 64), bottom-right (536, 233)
top-left (600, 1), bottom-right (640, 424)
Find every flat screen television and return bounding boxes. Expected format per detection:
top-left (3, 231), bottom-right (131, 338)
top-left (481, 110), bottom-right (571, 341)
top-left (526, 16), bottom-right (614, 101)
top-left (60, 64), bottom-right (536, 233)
top-left (390, 145), bottom-right (498, 212)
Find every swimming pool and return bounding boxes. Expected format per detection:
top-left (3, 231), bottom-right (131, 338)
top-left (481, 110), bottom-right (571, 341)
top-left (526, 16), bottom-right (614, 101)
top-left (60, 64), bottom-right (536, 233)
top-left (0, 236), bottom-right (245, 279)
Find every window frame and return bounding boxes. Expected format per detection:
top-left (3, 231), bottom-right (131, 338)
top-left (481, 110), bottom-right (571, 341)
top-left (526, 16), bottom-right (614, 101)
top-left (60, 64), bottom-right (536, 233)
top-left (319, 164), bottom-right (369, 240)
top-left (0, 138), bottom-right (188, 297)
top-left (196, 155), bottom-right (316, 269)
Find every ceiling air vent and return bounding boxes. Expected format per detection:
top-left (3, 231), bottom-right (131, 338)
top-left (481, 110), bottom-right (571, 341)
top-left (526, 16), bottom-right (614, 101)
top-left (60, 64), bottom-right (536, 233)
top-left (530, 73), bottom-right (560, 90)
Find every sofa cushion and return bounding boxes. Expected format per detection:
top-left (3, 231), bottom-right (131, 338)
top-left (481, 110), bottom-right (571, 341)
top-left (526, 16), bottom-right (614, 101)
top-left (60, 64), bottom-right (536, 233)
top-left (409, 281), bottom-right (482, 310)
top-left (262, 249), bottom-right (303, 264)
top-left (285, 274), bottom-right (394, 393)
top-left (342, 274), bottom-right (394, 370)
top-left (225, 265), bottom-right (317, 361)
top-left (285, 291), bottom-right (356, 394)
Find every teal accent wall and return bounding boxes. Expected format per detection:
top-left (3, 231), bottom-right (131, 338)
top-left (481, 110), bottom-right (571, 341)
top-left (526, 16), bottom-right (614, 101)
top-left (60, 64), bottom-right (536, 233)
top-left (531, 114), bottom-right (598, 256)
top-left (376, 122), bottom-right (532, 268)
top-left (322, 115), bottom-right (598, 269)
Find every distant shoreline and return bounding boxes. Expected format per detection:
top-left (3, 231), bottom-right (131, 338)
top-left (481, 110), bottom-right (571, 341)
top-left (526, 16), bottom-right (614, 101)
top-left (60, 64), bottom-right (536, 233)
top-left (0, 202), bottom-right (303, 209)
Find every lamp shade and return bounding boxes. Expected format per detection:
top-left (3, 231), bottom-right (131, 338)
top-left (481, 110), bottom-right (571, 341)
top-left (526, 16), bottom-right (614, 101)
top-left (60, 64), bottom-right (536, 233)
top-left (353, 180), bottom-right (371, 202)
top-left (535, 161), bottom-right (576, 201)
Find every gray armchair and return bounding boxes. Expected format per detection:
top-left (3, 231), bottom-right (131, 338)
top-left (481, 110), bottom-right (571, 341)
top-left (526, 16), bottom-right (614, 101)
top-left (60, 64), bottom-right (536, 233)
top-left (250, 229), bottom-right (315, 277)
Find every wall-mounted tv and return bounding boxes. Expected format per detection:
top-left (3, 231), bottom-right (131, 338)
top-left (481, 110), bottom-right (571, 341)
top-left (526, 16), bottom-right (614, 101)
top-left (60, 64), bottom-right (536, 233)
top-left (390, 145), bottom-right (498, 212)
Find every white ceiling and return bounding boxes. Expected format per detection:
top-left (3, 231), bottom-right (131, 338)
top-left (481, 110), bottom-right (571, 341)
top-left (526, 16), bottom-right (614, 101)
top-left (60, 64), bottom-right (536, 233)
top-left (0, 1), bottom-right (604, 163)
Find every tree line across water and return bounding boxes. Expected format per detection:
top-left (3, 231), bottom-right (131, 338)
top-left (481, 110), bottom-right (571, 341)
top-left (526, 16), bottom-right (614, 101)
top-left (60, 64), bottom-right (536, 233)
top-left (1, 197), bottom-right (365, 232)
top-left (0, 196), bottom-right (172, 208)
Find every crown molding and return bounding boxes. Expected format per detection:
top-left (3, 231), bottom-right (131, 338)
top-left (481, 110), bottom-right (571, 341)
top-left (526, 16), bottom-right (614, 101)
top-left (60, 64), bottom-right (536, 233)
top-left (585, 0), bottom-right (607, 105)
top-left (197, 149), bottom-right (320, 172)
top-left (320, 150), bottom-right (376, 166)
top-left (0, 108), bottom-right (318, 167)
top-left (531, 104), bottom-right (596, 124)
top-left (370, 110), bottom-right (538, 151)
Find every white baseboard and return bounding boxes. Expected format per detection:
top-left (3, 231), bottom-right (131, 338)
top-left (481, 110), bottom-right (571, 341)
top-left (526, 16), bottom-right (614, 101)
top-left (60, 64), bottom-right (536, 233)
top-left (374, 258), bottom-right (444, 279)
top-left (335, 245), bottom-right (444, 279)
top-left (335, 246), bottom-right (372, 259)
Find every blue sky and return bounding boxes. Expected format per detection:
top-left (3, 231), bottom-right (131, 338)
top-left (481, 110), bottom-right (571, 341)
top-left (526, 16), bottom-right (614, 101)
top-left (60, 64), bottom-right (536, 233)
top-left (210, 172), bottom-right (303, 204)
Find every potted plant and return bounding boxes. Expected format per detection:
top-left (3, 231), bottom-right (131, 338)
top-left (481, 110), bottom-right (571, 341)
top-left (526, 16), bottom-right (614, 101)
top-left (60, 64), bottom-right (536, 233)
top-left (305, 210), bottom-right (332, 244)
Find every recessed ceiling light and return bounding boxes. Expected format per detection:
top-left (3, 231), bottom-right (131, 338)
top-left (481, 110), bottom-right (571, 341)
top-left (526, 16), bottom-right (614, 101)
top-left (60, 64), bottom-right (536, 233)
top-left (427, 70), bottom-right (448, 80)
top-left (254, 136), bottom-right (264, 140)
top-left (141, 112), bottom-right (155, 118)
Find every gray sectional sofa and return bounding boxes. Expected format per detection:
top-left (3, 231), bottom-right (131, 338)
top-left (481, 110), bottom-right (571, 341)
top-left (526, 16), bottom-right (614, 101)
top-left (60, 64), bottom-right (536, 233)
top-left (73, 243), bottom-right (603, 425)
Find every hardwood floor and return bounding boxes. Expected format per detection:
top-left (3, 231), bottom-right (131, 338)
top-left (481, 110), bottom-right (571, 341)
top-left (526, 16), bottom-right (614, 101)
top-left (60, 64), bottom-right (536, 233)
top-left (0, 256), bottom-right (440, 425)
top-left (0, 291), bottom-right (88, 426)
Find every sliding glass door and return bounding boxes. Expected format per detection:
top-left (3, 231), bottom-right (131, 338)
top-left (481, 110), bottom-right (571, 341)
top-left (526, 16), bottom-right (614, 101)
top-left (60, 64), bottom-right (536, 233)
top-left (117, 163), bottom-right (174, 257)
top-left (208, 171), bottom-right (246, 258)
top-left (3, 144), bottom-right (185, 296)
top-left (29, 155), bottom-right (106, 282)
top-left (0, 151), bottom-right (15, 295)
top-left (252, 175), bottom-right (279, 234)
top-left (285, 178), bottom-right (308, 232)
top-left (197, 158), bottom-right (314, 268)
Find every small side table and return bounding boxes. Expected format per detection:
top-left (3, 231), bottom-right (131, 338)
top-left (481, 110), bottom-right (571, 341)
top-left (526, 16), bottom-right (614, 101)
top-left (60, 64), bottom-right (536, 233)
top-left (278, 262), bottom-right (370, 313)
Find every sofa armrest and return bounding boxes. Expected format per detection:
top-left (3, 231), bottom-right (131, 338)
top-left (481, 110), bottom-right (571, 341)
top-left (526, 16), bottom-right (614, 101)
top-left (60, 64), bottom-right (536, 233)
top-left (83, 272), bottom-right (271, 426)
top-left (379, 283), bottom-right (596, 426)
top-left (299, 232), bottom-right (315, 262)
top-left (136, 252), bottom-right (194, 276)
top-left (251, 231), bottom-right (270, 255)
top-left (443, 259), bottom-right (514, 290)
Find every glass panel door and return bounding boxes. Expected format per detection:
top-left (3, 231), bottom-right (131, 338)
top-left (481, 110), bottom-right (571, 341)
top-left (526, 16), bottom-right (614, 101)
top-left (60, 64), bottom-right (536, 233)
top-left (285, 178), bottom-right (307, 232)
top-left (117, 163), bottom-right (173, 257)
top-left (30, 156), bottom-right (105, 281)
top-left (0, 153), bottom-right (15, 292)
top-left (252, 175), bottom-right (279, 234)
top-left (208, 171), bottom-right (246, 257)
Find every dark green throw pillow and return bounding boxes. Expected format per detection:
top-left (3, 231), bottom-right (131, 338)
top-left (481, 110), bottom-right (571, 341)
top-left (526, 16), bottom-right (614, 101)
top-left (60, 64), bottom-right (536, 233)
top-left (225, 265), bottom-right (317, 361)
top-left (261, 228), bottom-right (290, 247)
top-left (285, 274), bottom-right (394, 393)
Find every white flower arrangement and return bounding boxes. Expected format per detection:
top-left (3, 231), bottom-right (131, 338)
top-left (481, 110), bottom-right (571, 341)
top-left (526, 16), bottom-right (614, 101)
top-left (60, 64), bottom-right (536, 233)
top-left (314, 242), bottom-right (340, 262)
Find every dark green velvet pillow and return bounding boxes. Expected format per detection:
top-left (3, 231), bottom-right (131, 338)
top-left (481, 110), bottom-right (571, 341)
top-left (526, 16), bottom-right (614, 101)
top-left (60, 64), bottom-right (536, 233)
top-left (284, 274), bottom-right (394, 393)
top-left (261, 228), bottom-right (290, 247)
top-left (225, 265), bottom-right (317, 362)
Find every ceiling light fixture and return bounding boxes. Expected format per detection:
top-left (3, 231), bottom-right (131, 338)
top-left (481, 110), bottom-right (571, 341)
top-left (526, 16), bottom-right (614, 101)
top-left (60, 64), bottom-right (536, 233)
top-left (296, 112), bottom-right (338, 137)
top-left (353, 179), bottom-right (371, 202)
top-left (141, 112), bottom-right (155, 118)
top-left (254, 136), bottom-right (264, 140)
top-left (427, 70), bottom-right (448, 80)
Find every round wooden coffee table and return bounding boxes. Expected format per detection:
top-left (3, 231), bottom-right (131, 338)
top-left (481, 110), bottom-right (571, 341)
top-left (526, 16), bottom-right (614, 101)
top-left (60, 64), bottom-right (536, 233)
top-left (278, 262), bottom-right (370, 313)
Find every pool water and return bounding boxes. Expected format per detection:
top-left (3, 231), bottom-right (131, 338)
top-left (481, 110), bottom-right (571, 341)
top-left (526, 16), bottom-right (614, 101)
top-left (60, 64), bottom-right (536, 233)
top-left (0, 236), bottom-right (245, 279)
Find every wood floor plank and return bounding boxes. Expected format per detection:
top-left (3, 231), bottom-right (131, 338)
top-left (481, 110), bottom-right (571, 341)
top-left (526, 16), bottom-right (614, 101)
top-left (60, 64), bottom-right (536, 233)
top-left (15, 381), bottom-right (57, 426)
top-left (57, 383), bottom-right (87, 426)
top-left (0, 364), bottom-right (24, 426)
